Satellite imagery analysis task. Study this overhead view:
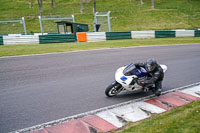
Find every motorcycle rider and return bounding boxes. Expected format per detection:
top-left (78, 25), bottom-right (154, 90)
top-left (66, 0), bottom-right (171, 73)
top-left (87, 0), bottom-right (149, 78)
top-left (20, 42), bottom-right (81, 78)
top-left (134, 58), bottom-right (164, 96)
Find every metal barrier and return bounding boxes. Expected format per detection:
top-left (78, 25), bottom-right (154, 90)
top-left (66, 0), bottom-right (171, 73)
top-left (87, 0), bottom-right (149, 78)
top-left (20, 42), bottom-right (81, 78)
top-left (38, 15), bottom-right (75, 35)
top-left (94, 11), bottom-right (111, 32)
top-left (0, 17), bottom-right (27, 34)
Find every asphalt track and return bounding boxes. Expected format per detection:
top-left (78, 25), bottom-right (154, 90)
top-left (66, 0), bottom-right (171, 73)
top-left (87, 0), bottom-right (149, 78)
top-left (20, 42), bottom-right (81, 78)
top-left (0, 44), bottom-right (200, 133)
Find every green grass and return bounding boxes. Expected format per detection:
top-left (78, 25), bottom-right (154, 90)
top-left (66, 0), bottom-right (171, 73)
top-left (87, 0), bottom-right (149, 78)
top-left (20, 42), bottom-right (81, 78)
top-left (0, 37), bottom-right (199, 57)
top-left (0, 0), bottom-right (200, 34)
top-left (115, 100), bottom-right (200, 133)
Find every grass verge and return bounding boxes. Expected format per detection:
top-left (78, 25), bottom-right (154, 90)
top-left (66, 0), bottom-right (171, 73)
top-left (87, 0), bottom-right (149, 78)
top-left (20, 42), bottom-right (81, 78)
top-left (115, 100), bottom-right (200, 133)
top-left (0, 37), bottom-right (200, 57)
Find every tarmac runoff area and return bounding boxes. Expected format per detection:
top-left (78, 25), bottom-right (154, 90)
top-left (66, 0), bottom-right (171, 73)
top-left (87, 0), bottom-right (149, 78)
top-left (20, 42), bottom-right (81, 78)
top-left (14, 83), bottom-right (200, 133)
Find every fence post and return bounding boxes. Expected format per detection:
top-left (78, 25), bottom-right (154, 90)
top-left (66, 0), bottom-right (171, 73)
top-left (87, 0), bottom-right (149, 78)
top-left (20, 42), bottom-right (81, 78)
top-left (107, 11), bottom-right (111, 32)
top-left (22, 17), bottom-right (27, 35)
top-left (72, 15), bottom-right (75, 22)
top-left (38, 16), bottom-right (43, 35)
top-left (94, 12), bottom-right (98, 32)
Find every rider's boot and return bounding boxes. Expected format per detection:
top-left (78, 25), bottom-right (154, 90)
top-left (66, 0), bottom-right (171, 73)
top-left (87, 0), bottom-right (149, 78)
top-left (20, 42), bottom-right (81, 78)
top-left (155, 88), bottom-right (161, 96)
top-left (153, 81), bottom-right (162, 96)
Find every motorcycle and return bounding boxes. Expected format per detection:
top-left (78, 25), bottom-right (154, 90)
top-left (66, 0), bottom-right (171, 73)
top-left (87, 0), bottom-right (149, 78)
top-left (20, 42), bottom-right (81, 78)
top-left (105, 63), bottom-right (167, 97)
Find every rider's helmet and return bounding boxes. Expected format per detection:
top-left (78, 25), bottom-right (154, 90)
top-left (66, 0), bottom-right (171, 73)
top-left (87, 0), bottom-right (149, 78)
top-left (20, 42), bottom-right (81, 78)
top-left (145, 58), bottom-right (157, 72)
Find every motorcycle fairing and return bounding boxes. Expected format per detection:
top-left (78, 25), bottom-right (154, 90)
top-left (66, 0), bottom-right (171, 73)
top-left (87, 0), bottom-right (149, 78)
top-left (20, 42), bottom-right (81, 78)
top-left (120, 76), bottom-right (127, 81)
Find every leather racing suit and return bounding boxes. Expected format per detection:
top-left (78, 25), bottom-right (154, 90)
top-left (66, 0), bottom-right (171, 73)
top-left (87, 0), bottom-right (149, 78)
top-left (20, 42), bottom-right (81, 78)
top-left (134, 61), bottom-right (164, 95)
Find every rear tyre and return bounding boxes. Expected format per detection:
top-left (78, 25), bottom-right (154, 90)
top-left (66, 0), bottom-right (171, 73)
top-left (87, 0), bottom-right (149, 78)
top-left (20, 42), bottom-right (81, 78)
top-left (105, 81), bottom-right (123, 97)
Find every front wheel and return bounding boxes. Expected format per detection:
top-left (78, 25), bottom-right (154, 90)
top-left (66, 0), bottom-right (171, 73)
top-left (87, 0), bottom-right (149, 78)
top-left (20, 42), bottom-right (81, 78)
top-left (105, 81), bottom-right (123, 97)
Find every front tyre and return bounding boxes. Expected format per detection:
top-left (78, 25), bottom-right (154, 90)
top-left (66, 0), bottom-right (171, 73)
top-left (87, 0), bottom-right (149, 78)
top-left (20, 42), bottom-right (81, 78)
top-left (105, 81), bottom-right (123, 97)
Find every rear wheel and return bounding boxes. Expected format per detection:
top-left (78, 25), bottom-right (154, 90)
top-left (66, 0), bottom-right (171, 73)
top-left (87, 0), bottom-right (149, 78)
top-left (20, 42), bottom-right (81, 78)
top-left (105, 81), bottom-right (123, 97)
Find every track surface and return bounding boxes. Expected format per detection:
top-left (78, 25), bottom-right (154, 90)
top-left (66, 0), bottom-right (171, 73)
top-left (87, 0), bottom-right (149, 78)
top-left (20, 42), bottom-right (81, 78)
top-left (0, 44), bottom-right (200, 133)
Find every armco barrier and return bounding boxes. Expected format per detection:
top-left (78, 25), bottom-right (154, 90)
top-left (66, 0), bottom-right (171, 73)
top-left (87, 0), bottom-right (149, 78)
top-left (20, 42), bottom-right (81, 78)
top-left (3, 35), bottom-right (39, 45)
top-left (175, 30), bottom-right (194, 37)
top-left (0, 36), bottom-right (3, 45)
top-left (106, 31), bottom-right (131, 40)
top-left (155, 30), bottom-right (175, 38)
top-left (7, 34), bottom-right (22, 36)
top-left (131, 31), bottom-right (155, 38)
top-left (86, 32), bottom-right (106, 42)
top-left (0, 29), bottom-right (199, 45)
top-left (195, 30), bottom-right (200, 37)
top-left (34, 33), bottom-right (48, 36)
top-left (0, 34), bottom-right (8, 36)
top-left (39, 34), bottom-right (76, 44)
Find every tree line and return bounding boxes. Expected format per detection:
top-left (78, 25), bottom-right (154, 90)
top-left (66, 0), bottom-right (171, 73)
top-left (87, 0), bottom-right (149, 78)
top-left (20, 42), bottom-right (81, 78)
top-left (31, 0), bottom-right (192, 14)
top-left (29, 0), bottom-right (96, 14)
top-left (32, 0), bottom-right (153, 14)
top-left (29, 0), bottom-right (55, 13)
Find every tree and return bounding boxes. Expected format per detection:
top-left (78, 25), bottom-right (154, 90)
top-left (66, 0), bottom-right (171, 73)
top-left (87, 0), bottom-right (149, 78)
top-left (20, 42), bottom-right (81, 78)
top-left (37, 0), bottom-right (43, 13)
top-left (93, 0), bottom-right (96, 14)
top-left (29, 0), bottom-right (34, 8)
top-left (85, 0), bottom-right (91, 3)
top-left (140, 0), bottom-right (144, 5)
top-left (51, 0), bottom-right (55, 8)
top-left (80, 0), bottom-right (84, 13)
top-left (152, 0), bottom-right (154, 9)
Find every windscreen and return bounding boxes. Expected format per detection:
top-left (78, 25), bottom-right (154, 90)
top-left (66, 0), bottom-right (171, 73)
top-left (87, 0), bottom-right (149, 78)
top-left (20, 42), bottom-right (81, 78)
top-left (123, 63), bottom-right (147, 78)
top-left (123, 63), bottom-right (136, 76)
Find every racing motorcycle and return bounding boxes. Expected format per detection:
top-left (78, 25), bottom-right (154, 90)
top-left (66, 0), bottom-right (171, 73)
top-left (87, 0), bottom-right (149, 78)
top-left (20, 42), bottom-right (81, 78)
top-left (105, 63), bottom-right (167, 97)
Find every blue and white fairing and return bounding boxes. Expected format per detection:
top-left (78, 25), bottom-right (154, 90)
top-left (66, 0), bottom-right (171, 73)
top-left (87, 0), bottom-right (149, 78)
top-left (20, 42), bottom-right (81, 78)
top-left (115, 63), bottom-right (146, 91)
top-left (115, 63), bottom-right (167, 91)
top-left (122, 63), bottom-right (147, 79)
